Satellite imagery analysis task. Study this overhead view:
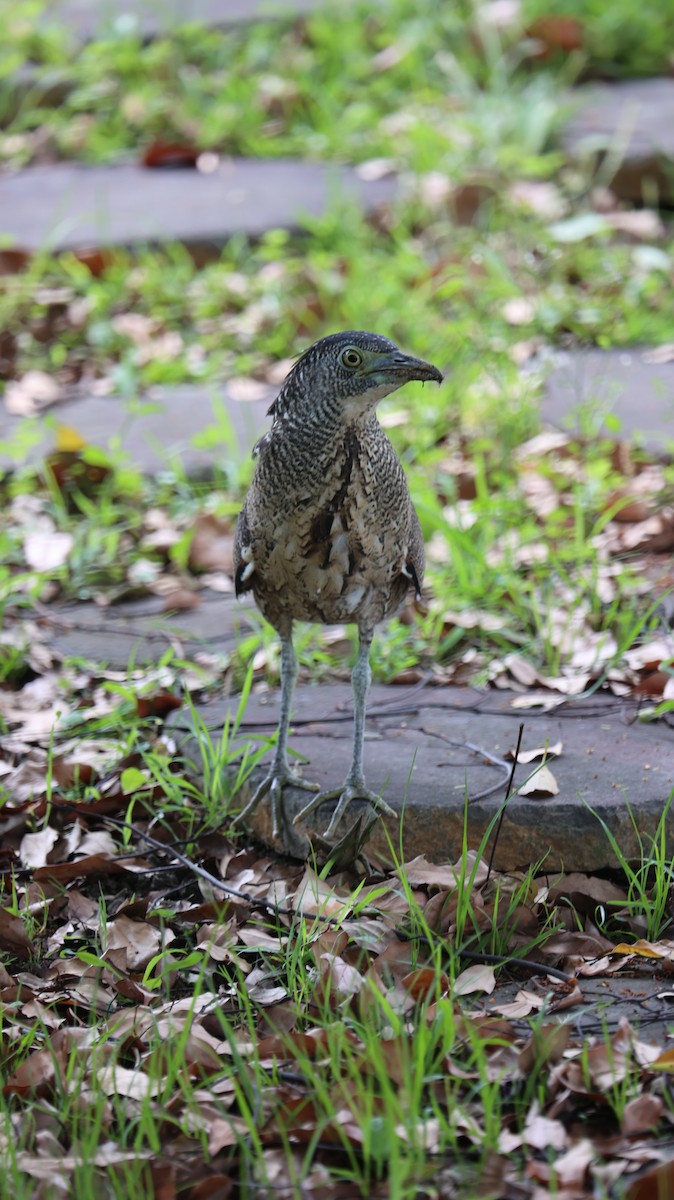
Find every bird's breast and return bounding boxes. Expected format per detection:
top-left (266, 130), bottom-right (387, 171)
top-left (248, 425), bottom-right (414, 626)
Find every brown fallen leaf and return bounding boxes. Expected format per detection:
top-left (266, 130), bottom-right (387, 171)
top-left (33, 854), bottom-right (142, 884)
top-left (188, 514), bottom-right (235, 573)
top-left (161, 587), bottom-right (201, 612)
top-left (453, 964), bottom-right (496, 996)
top-left (142, 140), bottom-right (200, 168)
top-left (0, 909), bottom-right (35, 960)
top-left (401, 967), bottom-right (451, 1001)
top-left (136, 691), bottom-right (183, 719)
top-left (5, 369), bottom-right (61, 415)
top-left (73, 247), bottom-right (114, 277)
top-left (398, 855), bottom-right (461, 890)
top-left (642, 344), bottom-right (674, 364)
top-left (19, 827), bottom-right (59, 869)
top-left (621, 1093), bottom-right (663, 1136)
top-left (526, 14), bottom-right (584, 57)
top-left (624, 1157), bottom-right (674, 1200)
top-left (493, 989), bottom-right (544, 1018)
top-left (509, 741), bottom-right (563, 763)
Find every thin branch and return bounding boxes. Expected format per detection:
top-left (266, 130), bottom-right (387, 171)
top-left (485, 722), bottom-right (524, 886)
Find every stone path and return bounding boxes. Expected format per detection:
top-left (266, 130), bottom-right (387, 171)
top-left (541, 347), bottom-right (674, 453)
top-left (169, 681), bottom-right (674, 871)
top-left (38, 591), bottom-right (255, 667)
top-left (563, 77), bottom-right (674, 204)
top-left (0, 382), bottom-right (273, 475)
top-left (17, 582), bottom-right (672, 872)
top-left (2, 346), bottom-right (671, 476)
top-left (0, 160), bottom-right (396, 254)
top-left (44, 0), bottom-right (342, 39)
top-left (1, 76), bottom-right (671, 254)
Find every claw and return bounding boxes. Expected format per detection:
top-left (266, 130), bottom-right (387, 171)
top-left (293, 778), bottom-right (396, 839)
top-left (308, 806), bottom-right (380, 868)
top-left (234, 764), bottom-right (318, 840)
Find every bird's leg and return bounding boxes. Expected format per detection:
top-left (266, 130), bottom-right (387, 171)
top-left (293, 628), bottom-right (396, 839)
top-left (234, 631), bottom-right (318, 839)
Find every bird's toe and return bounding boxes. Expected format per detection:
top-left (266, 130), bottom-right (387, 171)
top-left (294, 779), bottom-right (396, 839)
top-left (234, 764), bottom-right (319, 840)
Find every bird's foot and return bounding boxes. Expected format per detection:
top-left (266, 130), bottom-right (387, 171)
top-left (234, 763), bottom-right (318, 841)
top-left (308, 806), bottom-right (380, 869)
top-left (293, 777), bottom-right (396, 840)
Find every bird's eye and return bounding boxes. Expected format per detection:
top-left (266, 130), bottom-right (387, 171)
top-left (340, 348), bottom-right (363, 368)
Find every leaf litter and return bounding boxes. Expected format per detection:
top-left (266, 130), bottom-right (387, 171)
top-left (1, 368), bottom-right (674, 1193)
top-left (0, 414), bottom-right (658, 1200)
top-left (1, 693), bottom-right (674, 1198)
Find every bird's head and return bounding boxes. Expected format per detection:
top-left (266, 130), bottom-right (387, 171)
top-left (268, 330), bottom-right (443, 427)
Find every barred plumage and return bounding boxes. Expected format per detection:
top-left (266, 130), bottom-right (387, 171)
top-left (233, 330), bottom-right (442, 843)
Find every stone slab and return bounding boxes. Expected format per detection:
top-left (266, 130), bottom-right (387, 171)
top-left (21, 594), bottom-right (674, 874)
top-left (43, 0), bottom-right (338, 39)
top-left (5, 344), bottom-right (673, 483)
top-left (169, 683), bottom-right (674, 870)
top-left (0, 159), bottom-right (397, 253)
top-left (2, 67), bottom-right (75, 125)
top-left (0, 382), bottom-right (273, 476)
top-left (492, 971), bottom-right (674, 1045)
top-left (541, 347), bottom-right (674, 452)
top-left (34, 590), bottom-right (257, 668)
top-left (563, 78), bottom-right (674, 204)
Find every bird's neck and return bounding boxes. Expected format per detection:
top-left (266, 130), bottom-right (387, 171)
top-left (272, 402), bottom-right (379, 446)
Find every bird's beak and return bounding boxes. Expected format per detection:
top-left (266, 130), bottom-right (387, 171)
top-left (367, 352), bottom-right (443, 385)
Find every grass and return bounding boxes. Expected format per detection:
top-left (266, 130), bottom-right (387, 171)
top-left (3, 0), bottom-right (673, 173)
top-left (2, 1), bottom-right (674, 1194)
top-left (521, 0), bottom-right (674, 79)
top-left (2, 745), bottom-right (674, 1198)
top-left (2, 0), bottom-right (562, 170)
top-left (1, 197), bottom-right (673, 680)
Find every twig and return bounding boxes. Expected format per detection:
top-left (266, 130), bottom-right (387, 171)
top-left (458, 950), bottom-right (572, 984)
top-left (420, 726), bottom-right (512, 802)
top-left (485, 722), bottom-right (524, 886)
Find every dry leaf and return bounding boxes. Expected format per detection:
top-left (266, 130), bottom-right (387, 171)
top-left (502, 296), bottom-right (536, 325)
top-left (526, 14), bottom-right (584, 57)
top-left (355, 157), bottom-right (397, 181)
top-left (188, 514), bottom-right (234, 573)
top-left (621, 1093), bottom-right (663, 1136)
top-left (24, 531), bottom-right (74, 571)
top-left (5, 370), bottom-right (62, 415)
top-left (104, 916), bottom-right (169, 971)
top-left (19, 827), bottom-right (59, 869)
top-left (642, 344), bottom-right (674, 364)
top-left (508, 180), bottom-right (566, 220)
top-left (453, 964), bottom-right (496, 995)
top-left (517, 764), bottom-right (559, 797)
top-left (606, 209), bottom-right (665, 241)
top-left (511, 741), bottom-right (563, 763)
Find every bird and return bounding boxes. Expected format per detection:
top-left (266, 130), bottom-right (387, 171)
top-left (232, 330), bottom-right (443, 843)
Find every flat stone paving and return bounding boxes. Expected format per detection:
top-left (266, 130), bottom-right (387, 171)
top-left (541, 347), bottom-right (674, 452)
top-left (0, 160), bottom-right (396, 254)
top-left (37, 591), bottom-right (256, 667)
top-left (25, 580), bottom-right (674, 874)
top-left (44, 0), bottom-right (341, 38)
top-left (3, 346), bottom-right (671, 478)
top-left (0, 382), bottom-right (273, 475)
top-left (563, 77), bottom-right (674, 204)
top-left (170, 682), bottom-right (674, 871)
